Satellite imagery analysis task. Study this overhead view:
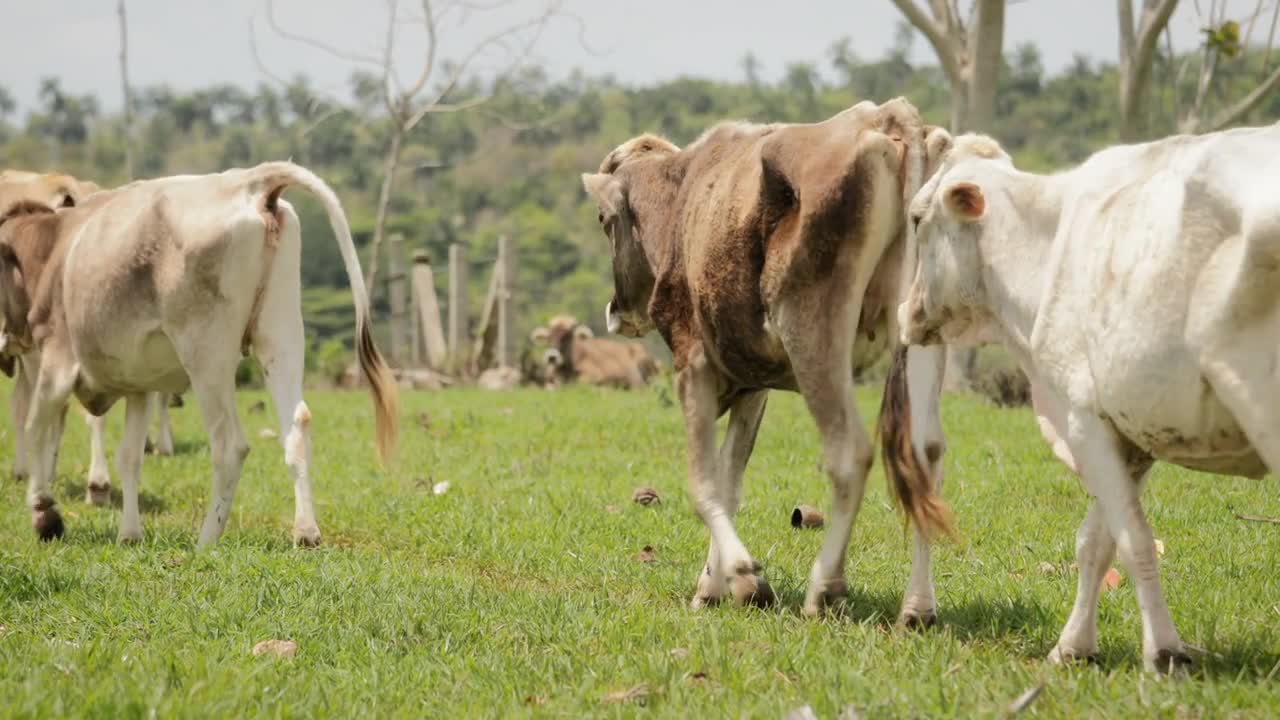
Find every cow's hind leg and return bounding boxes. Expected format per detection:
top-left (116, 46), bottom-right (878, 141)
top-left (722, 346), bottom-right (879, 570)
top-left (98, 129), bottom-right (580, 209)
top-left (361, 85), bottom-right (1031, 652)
top-left (25, 354), bottom-right (77, 540)
top-left (148, 392), bottom-right (175, 456)
top-left (693, 390), bottom-right (767, 608)
top-left (85, 412), bottom-right (112, 505)
top-left (249, 211), bottom-right (320, 547)
top-left (896, 345), bottom-right (947, 629)
top-left (11, 359), bottom-right (32, 483)
top-left (678, 353), bottom-right (773, 607)
top-left (115, 393), bottom-right (152, 543)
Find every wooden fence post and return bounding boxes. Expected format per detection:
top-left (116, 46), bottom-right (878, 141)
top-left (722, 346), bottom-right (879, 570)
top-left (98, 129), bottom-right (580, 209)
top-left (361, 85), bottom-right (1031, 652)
top-left (447, 243), bottom-right (467, 370)
top-left (386, 233), bottom-right (407, 364)
top-left (497, 235), bottom-right (515, 369)
top-left (412, 250), bottom-right (448, 370)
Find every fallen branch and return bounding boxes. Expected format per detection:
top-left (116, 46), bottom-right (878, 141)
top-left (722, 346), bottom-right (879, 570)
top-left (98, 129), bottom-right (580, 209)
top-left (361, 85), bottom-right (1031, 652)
top-left (1235, 512), bottom-right (1280, 525)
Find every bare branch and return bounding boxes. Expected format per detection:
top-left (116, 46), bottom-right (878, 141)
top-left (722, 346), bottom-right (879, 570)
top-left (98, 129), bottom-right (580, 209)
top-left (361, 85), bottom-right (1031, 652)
top-left (1265, 0), bottom-right (1279, 70)
top-left (118, 0), bottom-right (134, 180)
top-left (889, 0), bottom-right (963, 87)
top-left (1209, 60), bottom-right (1280, 128)
top-left (403, 0), bottom-right (440, 101)
top-left (264, 0), bottom-right (386, 68)
top-left (1134, 0), bottom-right (1181, 69)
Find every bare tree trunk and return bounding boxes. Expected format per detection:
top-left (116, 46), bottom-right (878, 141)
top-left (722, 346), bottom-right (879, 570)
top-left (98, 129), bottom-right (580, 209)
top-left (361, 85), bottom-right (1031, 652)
top-left (366, 126), bottom-right (404, 292)
top-left (1118, 0), bottom-right (1182, 141)
top-left (964, 0), bottom-right (1005, 131)
top-left (117, 0), bottom-right (134, 180)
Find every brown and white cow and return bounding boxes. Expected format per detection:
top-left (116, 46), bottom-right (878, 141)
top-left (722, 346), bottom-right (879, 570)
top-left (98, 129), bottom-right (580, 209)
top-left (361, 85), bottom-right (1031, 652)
top-left (581, 99), bottom-right (952, 620)
top-left (0, 161), bottom-right (397, 547)
top-left (0, 170), bottom-right (176, 506)
top-left (528, 314), bottom-right (658, 389)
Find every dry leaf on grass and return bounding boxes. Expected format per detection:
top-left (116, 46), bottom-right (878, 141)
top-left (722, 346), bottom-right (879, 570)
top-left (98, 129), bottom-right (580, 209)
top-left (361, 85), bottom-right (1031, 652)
top-left (258, 428), bottom-right (277, 440)
top-left (669, 647), bottom-right (689, 660)
top-left (634, 545), bottom-right (657, 563)
top-left (1038, 561), bottom-right (1058, 576)
top-left (837, 706), bottom-right (866, 720)
top-left (251, 639), bottom-right (297, 659)
top-left (632, 487), bottom-right (661, 506)
top-left (1102, 568), bottom-right (1124, 591)
top-left (604, 504), bottom-right (620, 514)
top-left (1006, 683), bottom-right (1044, 715)
top-left (432, 481), bottom-right (450, 496)
top-left (1154, 538), bottom-right (1165, 557)
top-left (685, 671), bottom-right (712, 687)
top-left (523, 695), bottom-right (547, 706)
top-left (602, 684), bottom-right (650, 705)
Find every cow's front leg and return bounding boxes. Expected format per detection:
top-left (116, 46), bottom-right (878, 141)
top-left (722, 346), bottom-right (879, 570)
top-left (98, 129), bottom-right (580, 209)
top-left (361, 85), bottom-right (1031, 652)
top-left (1066, 411), bottom-right (1187, 673)
top-left (678, 354), bottom-right (773, 607)
top-left (85, 412), bottom-right (112, 506)
top-left (115, 393), bottom-right (152, 543)
top-left (25, 356), bottom-right (77, 541)
top-left (693, 390), bottom-right (767, 608)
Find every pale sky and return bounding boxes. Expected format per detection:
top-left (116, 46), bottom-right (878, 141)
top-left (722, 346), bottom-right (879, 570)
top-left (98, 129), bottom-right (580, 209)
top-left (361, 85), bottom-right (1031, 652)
top-left (0, 1), bottom-right (1244, 114)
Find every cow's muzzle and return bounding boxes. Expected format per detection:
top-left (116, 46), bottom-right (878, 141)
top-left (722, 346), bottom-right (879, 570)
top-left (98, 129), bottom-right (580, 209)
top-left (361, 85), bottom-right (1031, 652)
top-left (898, 295), bottom-right (941, 346)
top-left (605, 299), bottom-right (644, 338)
top-left (543, 348), bottom-right (564, 368)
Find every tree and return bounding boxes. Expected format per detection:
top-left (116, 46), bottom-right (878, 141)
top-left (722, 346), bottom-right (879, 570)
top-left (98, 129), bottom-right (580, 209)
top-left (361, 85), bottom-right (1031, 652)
top-left (889, 0), bottom-right (1006, 389)
top-left (1173, 0), bottom-right (1280, 133)
top-left (118, 0), bottom-right (135, 179)
top-left (258, 0), bottom-right (571, 294)
top-left (888, 0), bottom-right (1006, 132)
top-left (1117, 0), bottom-right (1180, 140)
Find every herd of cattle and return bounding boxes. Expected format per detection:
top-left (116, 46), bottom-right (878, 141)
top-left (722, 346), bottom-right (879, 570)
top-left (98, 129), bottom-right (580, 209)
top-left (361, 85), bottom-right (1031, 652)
top-left (2, 96), bottom-right (1277, 672)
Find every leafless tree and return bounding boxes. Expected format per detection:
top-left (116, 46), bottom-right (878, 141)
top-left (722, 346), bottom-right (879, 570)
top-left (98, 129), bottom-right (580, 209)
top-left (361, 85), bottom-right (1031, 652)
top-left (118, 0), bottom-right (135, 180)
top-left (888, 0), bottom-right (1007, 132)
top-left (257, 0), bottom-right (571, 291)
top-left (889, 0), bottom-right (1006, 389)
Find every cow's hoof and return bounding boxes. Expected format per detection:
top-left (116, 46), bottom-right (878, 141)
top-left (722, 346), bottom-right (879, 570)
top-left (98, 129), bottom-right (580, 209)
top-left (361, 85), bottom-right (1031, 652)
top-left (33, 506), bottom-right (65, 542)
top-left (802, 578), bottom-right (848, 617)
top-left (730, 573), bottom-right (775, 608)
top-left (1048, 645), bottom-right (1098, 666)
top-left (293, 525), bottom-right (322, 548)
top-left (897, 608), bottom-right (938, 631)
top-left (1151, 648), bottom-right (1193, 676)
top-left (86, 483), bottom-right (111, 507)
top-left (118, 528), bottom-right (143, 545)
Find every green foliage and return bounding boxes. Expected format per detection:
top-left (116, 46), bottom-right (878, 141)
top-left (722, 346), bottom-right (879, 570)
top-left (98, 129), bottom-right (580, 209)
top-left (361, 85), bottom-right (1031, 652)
top-left (4, 41), bottom-right (1279, 362)
top-left (2, 387), bottom-right (1280, 716)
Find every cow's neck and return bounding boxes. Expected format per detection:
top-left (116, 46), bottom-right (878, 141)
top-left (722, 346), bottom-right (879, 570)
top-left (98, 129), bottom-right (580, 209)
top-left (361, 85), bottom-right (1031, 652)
top-left (978, 169), bottom-right (1065, 358)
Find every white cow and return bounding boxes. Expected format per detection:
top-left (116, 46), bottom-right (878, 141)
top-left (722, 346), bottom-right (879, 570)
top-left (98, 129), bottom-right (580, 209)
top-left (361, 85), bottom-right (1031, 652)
top-left (897, 126), bottom-right (1280, 672)
top-left (0, 162), bottom-right (398, 547)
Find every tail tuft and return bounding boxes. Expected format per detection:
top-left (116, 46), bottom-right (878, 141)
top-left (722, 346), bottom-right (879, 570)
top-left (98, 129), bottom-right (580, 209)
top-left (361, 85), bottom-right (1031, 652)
top-left (877, 346), bottom-right (953, 540)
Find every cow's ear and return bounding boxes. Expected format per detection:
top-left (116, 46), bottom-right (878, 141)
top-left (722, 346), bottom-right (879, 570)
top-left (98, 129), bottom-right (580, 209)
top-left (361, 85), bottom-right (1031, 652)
top-left (530, 327), bottom-right (550, 344)
top-left (573, 325), bottom-right (594, 341)
top-left (943, 182), bottom-right (985, 222)
top-left (924, 126), bottom-right (954, 176)
top-left (581, 173), bottom-right (624, 217)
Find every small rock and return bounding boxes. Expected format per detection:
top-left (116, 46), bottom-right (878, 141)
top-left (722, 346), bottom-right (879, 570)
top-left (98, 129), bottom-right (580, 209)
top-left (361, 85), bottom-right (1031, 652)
top-left (1154, 538), bottom-right (1166, 557)
top-left (258, 428), bottom-right (278, 440)
top-left (251, 639), bottom-right (297, 659)
top-left (791, 505), bottom-right (824, 529)
top-left (632, 487), bottom-right (661, 506)
top-left (432, 481), bottom-right (450, 496)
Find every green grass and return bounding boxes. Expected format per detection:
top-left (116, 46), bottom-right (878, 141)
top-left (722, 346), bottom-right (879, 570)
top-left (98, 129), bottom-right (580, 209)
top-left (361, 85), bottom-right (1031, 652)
top-left (1, 384), bottom-right (1279, 718)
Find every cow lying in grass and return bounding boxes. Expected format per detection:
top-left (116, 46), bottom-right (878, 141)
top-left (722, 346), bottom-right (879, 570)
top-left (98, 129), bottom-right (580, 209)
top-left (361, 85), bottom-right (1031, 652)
top-left (582, 98), bottom-right (953, 620)
top-left (0, 170), bottom-right (178, 503)
top-left (0, 162), bottom-right (397, 547)
top-left (898, 127), bottom-right (1280, 672)
top-left (528, 314), bottom-right (658, 389)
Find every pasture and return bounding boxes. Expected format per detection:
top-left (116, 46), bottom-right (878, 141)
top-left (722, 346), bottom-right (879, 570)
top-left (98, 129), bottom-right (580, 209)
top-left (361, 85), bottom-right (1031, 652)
top-left (1, 384), bottom-right (1278, 718)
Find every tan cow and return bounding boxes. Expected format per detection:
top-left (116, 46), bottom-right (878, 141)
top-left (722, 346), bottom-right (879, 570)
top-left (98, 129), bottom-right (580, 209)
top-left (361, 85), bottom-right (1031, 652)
top-left (0, 170), bottom-right (175, 506)
top-left (0, 161), bottom-right (397, 547)
top-left (528, 314), bottom-right (658, 389)
top-left (581, 99), bottom-right (952, 621)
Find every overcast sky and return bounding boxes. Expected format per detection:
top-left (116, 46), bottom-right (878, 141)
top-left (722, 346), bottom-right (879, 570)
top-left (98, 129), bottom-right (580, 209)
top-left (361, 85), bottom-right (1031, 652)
top-left (0, 1), bottom-right (1240, 114)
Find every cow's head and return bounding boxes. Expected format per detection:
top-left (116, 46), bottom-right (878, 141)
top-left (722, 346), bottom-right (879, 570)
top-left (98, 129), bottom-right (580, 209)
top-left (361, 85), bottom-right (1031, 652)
top-left (529, 314), bottom-right (595, 386)
top-left (581, 134), bottom-right (680, 338)
top-left (0, 171), bottom-right (99, 210)
top-left (899, 134), bottom-right (1014, 347)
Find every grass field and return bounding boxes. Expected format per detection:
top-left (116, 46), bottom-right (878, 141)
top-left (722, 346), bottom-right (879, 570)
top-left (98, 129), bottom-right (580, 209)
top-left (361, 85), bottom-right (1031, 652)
top-left (1, 383), bottom-right (1279, 718)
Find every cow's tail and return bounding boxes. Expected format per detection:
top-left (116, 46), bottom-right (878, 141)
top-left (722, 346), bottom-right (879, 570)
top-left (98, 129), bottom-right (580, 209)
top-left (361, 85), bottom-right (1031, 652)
top-left (876, 345), bottom-right (952, 539)
top-left (245, 161), bottom-right (398, 465)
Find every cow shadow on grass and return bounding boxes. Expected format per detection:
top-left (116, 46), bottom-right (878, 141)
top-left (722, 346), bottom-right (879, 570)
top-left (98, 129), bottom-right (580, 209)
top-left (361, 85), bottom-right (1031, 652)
top-left (149, 439), bottom-right (206, 456)
top-left (57, 478), bottom-right (168, 514)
